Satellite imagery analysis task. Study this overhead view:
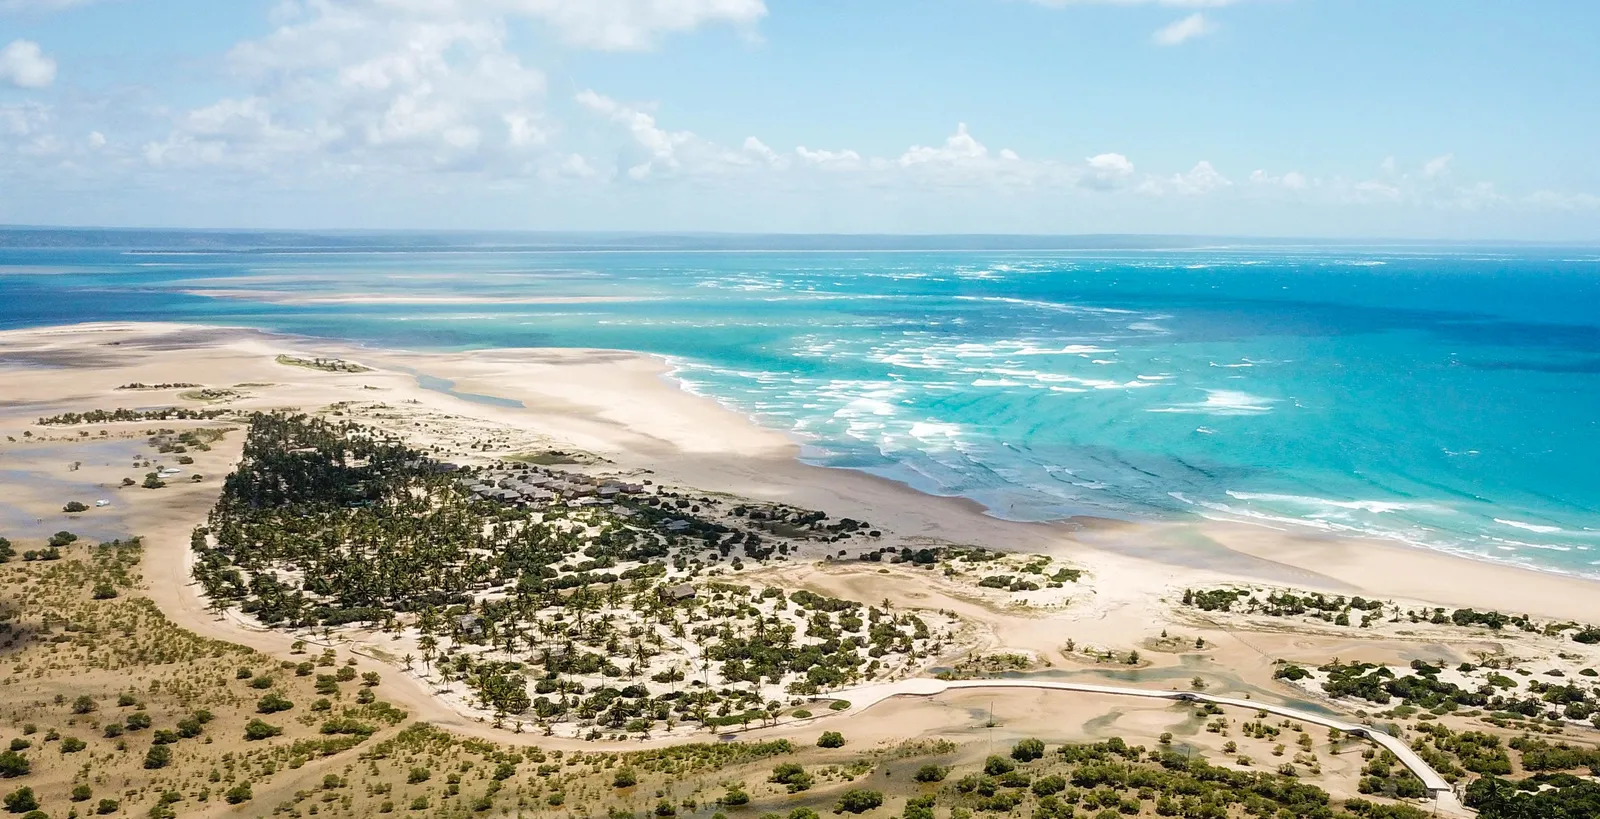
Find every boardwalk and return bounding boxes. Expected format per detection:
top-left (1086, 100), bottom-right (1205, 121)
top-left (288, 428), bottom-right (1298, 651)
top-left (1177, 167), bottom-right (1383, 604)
top-left (831, 677), bottom-right (1466, 816)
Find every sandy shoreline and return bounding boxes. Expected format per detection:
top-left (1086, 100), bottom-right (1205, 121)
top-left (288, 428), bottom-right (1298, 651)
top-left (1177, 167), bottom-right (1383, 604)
top-left (2, 320), bottom-right (1596, 626)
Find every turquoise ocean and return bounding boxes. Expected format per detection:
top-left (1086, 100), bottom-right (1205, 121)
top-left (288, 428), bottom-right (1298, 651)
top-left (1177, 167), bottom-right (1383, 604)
top-left (3, 231), bottom-right (1598, 578)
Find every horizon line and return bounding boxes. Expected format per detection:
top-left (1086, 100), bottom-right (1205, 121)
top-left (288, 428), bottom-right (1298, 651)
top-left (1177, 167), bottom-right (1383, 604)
top-left (3, 225), bottom-right (1599, 250)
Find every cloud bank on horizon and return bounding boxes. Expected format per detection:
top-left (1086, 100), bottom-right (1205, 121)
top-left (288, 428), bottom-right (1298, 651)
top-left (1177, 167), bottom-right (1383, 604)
top-left (2, 0), bottom-right (1598, 238)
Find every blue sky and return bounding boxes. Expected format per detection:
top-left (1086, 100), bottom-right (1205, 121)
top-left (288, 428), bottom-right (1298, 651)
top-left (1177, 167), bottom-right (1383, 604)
top-left (2, 0), bottom-right (1598, 238)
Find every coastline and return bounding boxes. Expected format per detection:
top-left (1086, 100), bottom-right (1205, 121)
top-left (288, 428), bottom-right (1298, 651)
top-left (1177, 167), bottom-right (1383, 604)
top-left (1, 320), bottom-right (1595, 624)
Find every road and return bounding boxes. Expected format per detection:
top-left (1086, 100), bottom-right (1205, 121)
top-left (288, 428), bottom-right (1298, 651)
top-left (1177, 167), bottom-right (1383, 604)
top-left (829, 677), bottom-right (1466, 815)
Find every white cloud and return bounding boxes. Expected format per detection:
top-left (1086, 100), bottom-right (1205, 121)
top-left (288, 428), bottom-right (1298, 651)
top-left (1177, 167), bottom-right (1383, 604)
top-left (1152, 13), bottom-right (1216, 45)
top-left (137, 0), bottom-right (764, 178)
top-left (577, 89), bottom-right (782, 179)
top-left (741, 136), bottom-right (789, 168)
top-left (1140, 159), bottom-right (1229, 195)
top-left (577, 89), bottom-right (694, 179)
top-left (1080, 152), bottom-right (1135, 189)
top-left (1027, 1), bottom-right (1242, 7)
top-left (1179, 160), bottom-right (1229, 192)
top-left (142, 4), bottom-right (554, 175)
top-left (0, 39), bottom-right (56, 88)
top-left (899, 123), bottom-right (989, 166)
top-left (1249, 168), bottom-right (1308, 190)
top-left (795, 145), bottom-right (862, 168)
top-left (501, 0), bottom-right (767, 51)
top-left (241, 0), bottom-right (765, 53)
top-left (1422, 153), bottom-right (1452, 178)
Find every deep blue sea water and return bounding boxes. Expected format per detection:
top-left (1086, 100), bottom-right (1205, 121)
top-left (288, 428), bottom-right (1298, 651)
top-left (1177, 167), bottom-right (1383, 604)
top-left (3, 232), bottom-right (1599, 577)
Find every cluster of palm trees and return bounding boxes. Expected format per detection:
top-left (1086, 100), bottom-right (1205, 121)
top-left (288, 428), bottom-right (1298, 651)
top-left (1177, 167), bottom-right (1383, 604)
top-left (189, 412), bottom-right (953, 738)
top-left (37, 407), bottom-right (231, 426)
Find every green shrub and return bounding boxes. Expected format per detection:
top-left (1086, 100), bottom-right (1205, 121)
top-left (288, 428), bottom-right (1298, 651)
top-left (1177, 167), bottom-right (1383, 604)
top-left (769, 762), bottom-right (813, 792)
top-left (243, 719), bottom-right (282, 741)
top-left (143, 744), bottom-right (172, 769)
top-left (1012, 738), bottom-right (1046, 762)
top-left (225, 782), bottom-right (253, 804)
top-left (3, 787), bottom-right (38, 813)
top-left (0, 752), bottom-right (29, 778)
top-left (256, 692), bottom-right (294, 713)
top-left (835, 789), bottom-right (883, 814)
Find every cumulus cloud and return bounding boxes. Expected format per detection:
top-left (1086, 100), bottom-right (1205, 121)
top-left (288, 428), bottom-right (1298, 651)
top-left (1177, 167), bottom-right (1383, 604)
top-left (0, 39), bottom-right (56, 88)
top-left (1248, 168), bottom-right (1308, 190)
top-left (242, 0), bottom-right (766, 53)
top-left (577, 89), bottom-right (694, 179)
top-left (1138, 160), bottom-right (1229, 195)
top-left (144, 4), bottom-right (556, 175)
top-left (899, 123), bottom-right (990, 166)
top-left (795, 145), bottom-right (861, 168)
top-left (579, 98), bottom-right (1500, 210)
top-left (502, 0), bottom-right (767, 51)
top-left (136, 0), bottom-right (767, 180)
top-left (1152, 13), bottom-right (1216, 45)
top-left (1027, 1), bottom-right (1242, 7)
top-left (576, 89), bottom-right (793, 179)
top-left (1175, 160), bottom-right (1229, 192)
top-left (1080, 152), bottom-right (1135, 189)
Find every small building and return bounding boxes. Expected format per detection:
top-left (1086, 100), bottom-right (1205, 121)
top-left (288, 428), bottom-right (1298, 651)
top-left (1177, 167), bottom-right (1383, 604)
top-left (456, 614), bottom-right (484, 637)
top-left (658, 583), bottom-right (696, 602)
top-left (664, 519), bottom-right (692, 533)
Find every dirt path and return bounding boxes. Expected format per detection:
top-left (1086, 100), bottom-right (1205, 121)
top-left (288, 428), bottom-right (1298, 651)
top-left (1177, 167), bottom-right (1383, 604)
top-left (829, 678), bottom-right (1466, 816)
